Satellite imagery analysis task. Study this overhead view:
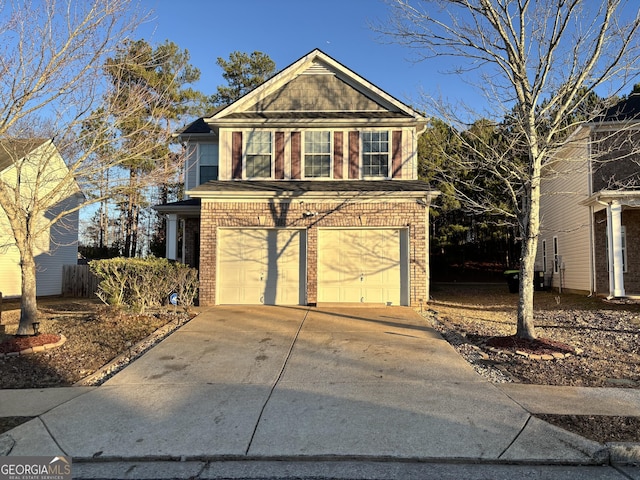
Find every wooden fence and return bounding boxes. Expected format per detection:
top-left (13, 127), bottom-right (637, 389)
top-left (62, 265), bottom-right (100, 298)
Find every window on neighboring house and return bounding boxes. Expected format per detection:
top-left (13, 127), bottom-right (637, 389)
top-left (199, 144), bottom-right (218, 184)
top-left (362, 131), bottom-right (389, 177)
top-left (304, 131), bottom-right (331, 178)
top-left (605, 225), bottom-right (628, 272)
top-left (246, 131), bottom-right (272, 178)
top-left (542, 239), bottom-right (547, 273)
top-left (622, 225), bottom-right (627, 272)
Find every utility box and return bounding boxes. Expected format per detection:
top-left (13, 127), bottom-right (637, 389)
top-left (504, 270), bottom-right (519, 293)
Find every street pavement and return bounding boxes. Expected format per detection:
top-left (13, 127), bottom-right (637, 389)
top-left (1, 306), bottom-right (639, 479)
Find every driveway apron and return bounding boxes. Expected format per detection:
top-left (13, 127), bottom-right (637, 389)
top-left (4, 306), bottom-right (604, 462)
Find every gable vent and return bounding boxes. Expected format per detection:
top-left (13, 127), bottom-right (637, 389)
top-left (303, 62), bottom-right (335, 75)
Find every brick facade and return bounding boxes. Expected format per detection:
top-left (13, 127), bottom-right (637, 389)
top-left (594, 208), bottom-right (640, 295)
top-left (195, 198), bottom-right (429, 307)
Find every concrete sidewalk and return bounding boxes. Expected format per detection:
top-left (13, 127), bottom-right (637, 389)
top-left (0, 306), bottom-right (636, 467)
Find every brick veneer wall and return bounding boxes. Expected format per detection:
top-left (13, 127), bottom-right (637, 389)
top-left (197, 198), bottom-right (429, 306)
top-left (594, 208), bottom-right (640, 295)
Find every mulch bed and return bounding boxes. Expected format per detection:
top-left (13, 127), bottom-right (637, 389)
top-left (0, 334), bottom-right (62, 354)
top-left (536, 415), bottom-right (640, 443)
top-left (485, 335), bottom-right (576, 355)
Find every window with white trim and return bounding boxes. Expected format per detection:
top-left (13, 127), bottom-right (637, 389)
top-left (199, 144), bottom-right (218, 184)
top-left (553, 236), bottom-right (559, 274)
top-left (304, 131), bottom-right (331, 178)
top-left (246, 131), bottom-right (272, 178)
top-left (362, 131), bottom-right (389, 177)
top-left (542, 239), bottom-right (547, 273)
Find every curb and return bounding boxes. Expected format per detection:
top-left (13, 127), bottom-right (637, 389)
top-left (606, 442), bottom-right (640, 465)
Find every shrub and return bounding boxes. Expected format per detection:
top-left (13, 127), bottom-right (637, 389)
top-left (90, 257), bottom-right (199, 312)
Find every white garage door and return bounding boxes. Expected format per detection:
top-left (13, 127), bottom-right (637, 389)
top-left (317, 229), bottom-right (407, 305)
top-left (218, 229), bottom-right (304, 305)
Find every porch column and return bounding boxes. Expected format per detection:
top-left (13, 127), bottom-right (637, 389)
top-left (166, 214), bottom-right (178, 261)
top-left (606, 201), bottom-right (625, 298)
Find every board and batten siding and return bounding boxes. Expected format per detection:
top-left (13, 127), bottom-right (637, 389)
top-left (537, 135), bottom-right (592, 293)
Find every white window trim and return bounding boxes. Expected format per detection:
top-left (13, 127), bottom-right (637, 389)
top-left (361, 130), bottom-right (391, 179)
top-left (553, 236), bottom-right (559, 274)
top-left (302, 130), bottom-right (333, 179)
top-left (542, 239), bottom-right (547, 273)
top-left (244, 130), bottom-right (274, 179)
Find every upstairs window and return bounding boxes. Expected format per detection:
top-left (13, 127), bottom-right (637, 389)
top-left (362, 131), bottom-right (389, 177)
top-left (199, 144), bottom-right (218, 184)
top-left (304, 131), bottom-right (331, 178)
top-left (246, 131), bottom-right (272, 178)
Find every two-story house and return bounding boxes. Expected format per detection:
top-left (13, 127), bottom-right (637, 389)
top-left (156, 49), bottom-right (439, 307)
top-left (537, 94), bottom-right (640, 298)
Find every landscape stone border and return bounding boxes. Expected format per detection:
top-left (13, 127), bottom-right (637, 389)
top-left (0, 334), bottom-right (66, 358)
top-left (478, 340), bottom-right (583, 361)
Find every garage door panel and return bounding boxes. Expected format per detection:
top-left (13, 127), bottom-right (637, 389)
top-left (318, 229), bottom-right (405, 305)
top-left (218, 229), bottom-right (303, 305)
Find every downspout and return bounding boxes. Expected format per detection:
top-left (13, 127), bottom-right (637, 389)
top-left (588, 205), bottom-right (596, 296)
top-left (587, 131), bottom-right (597, 296)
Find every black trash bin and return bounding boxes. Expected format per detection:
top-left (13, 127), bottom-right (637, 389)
top-left (504, 270), bottom-right (519, 293)
top-left (534, 270), bottom-right (545, 291)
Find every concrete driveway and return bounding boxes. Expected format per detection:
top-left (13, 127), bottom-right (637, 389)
top-left (4, 306), bottom-right (604, 463)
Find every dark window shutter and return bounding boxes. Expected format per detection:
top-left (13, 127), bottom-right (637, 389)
top-left (392, 130), bottom-right (402, 178)
top-left (333, 131), bottom-right (343, 179)
top-left (232, 132), bottom-right (243, 179)
top-left (275, 132), bottom-right (285, 179)
top-left (291, 131), bottom-right (301, 179)
top-left (348, 131), bottom-right (359, 179)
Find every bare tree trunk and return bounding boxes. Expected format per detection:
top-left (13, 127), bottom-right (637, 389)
top-left (516, 148), bottom-right (543, 340)
top-left (17, 248), bottom-right (38, 336)
top-left (124, 170), bottom-right (137, 257)
top-left (131, 202), bottom-right (139, 257)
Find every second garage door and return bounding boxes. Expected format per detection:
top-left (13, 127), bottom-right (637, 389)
top-left (317, 228), bottom-right (407, 305)
top-left (218, 229), bottom-right (304, 305)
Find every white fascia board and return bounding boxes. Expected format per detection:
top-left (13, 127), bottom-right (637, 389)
top-left (187, 189), bottom-right (439, 203)
top-left (581, 190), bottom-right (640, 207)
top-left (210, 118), bottom-right (419, 129)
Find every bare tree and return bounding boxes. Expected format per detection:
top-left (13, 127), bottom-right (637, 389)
top-left (0, 0), bottom-right (174, 335)
top-left (380, 0), bottom-right (640, 339)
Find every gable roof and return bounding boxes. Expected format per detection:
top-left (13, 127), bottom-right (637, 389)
top-left (204, 49), bottom-right (425, 128)
top-left (0, 138), bottom-right (49, 172)
top-left (596, 93), bottom-right (640, 123)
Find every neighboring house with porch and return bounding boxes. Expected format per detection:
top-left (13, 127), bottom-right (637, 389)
top-left (537, 94), bottom-right (640, 298)
top-left (0, 139), bottom-right (80, 297)
top-left (156, 49), bottom-right (439, 307)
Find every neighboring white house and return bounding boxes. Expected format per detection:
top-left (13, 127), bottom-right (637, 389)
top-left (537, 94), bottom-right (640, 298)
top-left (0, 139), bottom-right (80, 297)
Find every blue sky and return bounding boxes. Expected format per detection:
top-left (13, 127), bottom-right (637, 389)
top-left (137, 0), bottom-right (466, 115)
